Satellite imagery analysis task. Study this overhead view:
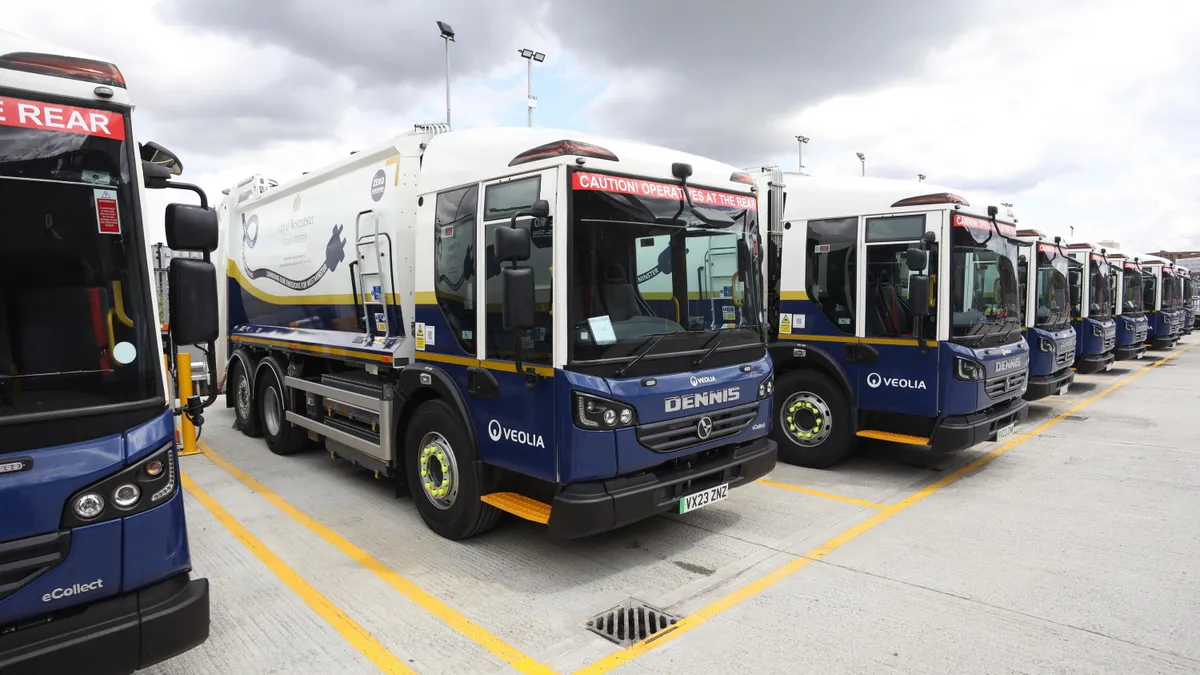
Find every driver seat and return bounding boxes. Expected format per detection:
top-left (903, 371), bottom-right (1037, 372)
top-left (601, 263), bottom-right (643, 322)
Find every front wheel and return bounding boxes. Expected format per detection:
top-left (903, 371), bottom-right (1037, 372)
top-left (405, 400), bottom-right (500, 540)
top-left (771, 370), bottom-right (856, 468)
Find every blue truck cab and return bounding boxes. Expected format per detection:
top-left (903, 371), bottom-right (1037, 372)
top-left (1014, 230), bottom-right (1076, 400)
top-left (1064, 243), bottom-right (1116, 374)
top-left (0, 45), bottom-right (218, 674)
top-left (755, 172), bottom-right (1029, 468)
top-left (1139, 255), bottom-right (1183, 350)
top-left (1105, 252), bottom-right (1149, 361)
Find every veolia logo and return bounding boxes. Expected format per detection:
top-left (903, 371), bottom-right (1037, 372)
top-left (690, 375), bottom-right (717, 387)
top-left (866, 372), bottom-right (928, 390)
top-left (487, 419), bottom-right (546, 448)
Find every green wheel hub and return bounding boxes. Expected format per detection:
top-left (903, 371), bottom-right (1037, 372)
top-left (417, 432), bottom-right (459, 509)
top-left (780, 391), bottom-right (834, 447)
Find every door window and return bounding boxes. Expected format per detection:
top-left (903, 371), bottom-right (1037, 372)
top-left (434, 185), bottom-right (478, 352)
top-left (806, 217), bottom-right (857, 335)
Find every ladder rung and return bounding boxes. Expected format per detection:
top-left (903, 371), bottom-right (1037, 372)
top-left (481, 492), bottom-right (551, 524)
top-left (856, 430), bottom-right (930, 445)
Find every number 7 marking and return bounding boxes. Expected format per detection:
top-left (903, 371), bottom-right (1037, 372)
top-left (386, 156), bottom-right (400, 186)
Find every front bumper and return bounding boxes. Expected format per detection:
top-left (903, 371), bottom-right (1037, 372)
top-left (1114, 343), bottom-right (1147, 361)
top-left (0, 573), bottom-right (209, 675)
top-left (549, 436), bottom-right (777, 538)
top-left (1075, 351), bottom-right (1115, 374)
top-left (1151, 335), bottom-right (1179, 350)
top-left (931, 398), bottom-right (1028, 455)
top-left (1024, 368), bottom-right (1075, 402)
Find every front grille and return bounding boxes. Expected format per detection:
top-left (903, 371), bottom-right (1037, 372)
top-left (0, 531), bottom-right (71, 602)
top-left (985, 372), bottom-right (1027, 399)
top-left (637, 401), bottom-right (759, 453)
top-left (1054, 349), bottom-right (1074, 368)
top-left (1102, 333), bottom-right (1116, 352)
top-left (1135, 326), bottom-right (1148, 342)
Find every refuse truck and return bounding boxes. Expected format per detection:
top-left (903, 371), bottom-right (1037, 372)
top-left (1013, 230), bottom-right (1076, 400)
top-left (220, 126), bottom-right (778, 540)
top-left (0, 36), bottom-right (218, 674)
top-left (1064, 242), bottom-right (1116, 373)
top-left (1139, 254), bottom-right (1183, 349)
top-left (752, 171), bottom-right (1029, 468)
top-left (1102, 250), bottom-right (1149, 360)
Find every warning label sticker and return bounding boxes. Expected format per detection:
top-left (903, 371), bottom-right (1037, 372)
top-left (94, 189), bottom-right (120, 234)
top-left (415, 323), bottom-right (426, 351)
top-left (779, 313), bottom-right (792, 334)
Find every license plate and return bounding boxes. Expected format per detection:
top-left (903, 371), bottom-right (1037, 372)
top-left (993, 423), bottom-right (1015, 442)
top-left (1136, 352), bottom-right (1145, 359)
top-left (679, 483), bottom-right (729, 514)
top-left (1104, 362), bottom-right (1113, 372)
top-left (1058, 385), bottom-right (1069, 396)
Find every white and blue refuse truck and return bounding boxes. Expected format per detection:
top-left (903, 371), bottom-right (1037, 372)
top-left (220, 125), bottom-right (779, 539)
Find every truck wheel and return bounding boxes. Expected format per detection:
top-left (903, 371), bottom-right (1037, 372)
top-left (230, 360), bottom-right (260, 437)
top-left (256, 367), bottom-right (307, 456)
top-left (771, 370), bottom-right (855, 469)
top-left (405, 400), bottom-right (500, 540)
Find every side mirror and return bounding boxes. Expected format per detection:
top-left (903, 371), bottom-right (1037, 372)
top-left (166, 204), bottom-right (219, 252)
top-left (169, 259), bottom-right (219, 345)
top-left (905, 247), bottom-right (928, 272)
top-left (140, 141), bottom-right (183, 176)
top-left (530, 199), bottom-right (550, 219)
top-left (143, 161), bottom-right (172, 189)
top-left (494, 225), bottom-right (531, 263)
top-left (909, 274), bottom-right (931, 317)
top-left (501, 267), bottom-right (536, 330)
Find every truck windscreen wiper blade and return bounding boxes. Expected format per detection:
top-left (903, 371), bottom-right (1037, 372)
top-left (615, 331), bottom-right (678, 377)
top-left (693, 324), bottom-right (761, 368)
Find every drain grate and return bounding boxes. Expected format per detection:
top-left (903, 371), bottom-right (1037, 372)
top-left (585, 600), bottom-right (680, 647)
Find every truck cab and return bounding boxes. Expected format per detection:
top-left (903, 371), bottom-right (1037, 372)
top-left (1179, 268), bottom-right (1194, 336)
top-left (1014, 230), bottom-right (1076, 400)
top-left (1139, 255), bottom-right (1182, 349)
top-left (1065, 243), bottom-right (1116, 373)
top-left (757, 172), bottom-right (1028, 468)
top-left (221, 127), bottom-right (778, 539)
top-left (1104, 251), bottom-right (1149, 360)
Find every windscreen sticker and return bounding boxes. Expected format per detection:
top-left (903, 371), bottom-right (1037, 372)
top-left (572, 172), bottom-right (758, 211)
top-left (953, 213), bottom-right (1017, 237)
top-left (0, 95), bottom-right (125, 140)
top-left (1037, 244), bottom-right (1058, 254)
top-left (93, 189), bottom-right (120, 234)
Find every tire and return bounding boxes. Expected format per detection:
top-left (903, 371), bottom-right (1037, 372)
top-left (230, 359), bottom-right (260, 437)
top-left (771, 370), bottom-right (856, 469)
top-left (256, 365), bottom-right (307, 456)
top-left (405, 400), bottom-right (500, 540)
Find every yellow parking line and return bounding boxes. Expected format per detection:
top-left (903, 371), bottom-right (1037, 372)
top-left (756, 479), bottom-right (886, 509)
top-left (573, 344), bottom-right (1196, 674)
top-left (197, 442), bottom-right (556, 675)
top-left (180, 472), bottom-right (416, 675)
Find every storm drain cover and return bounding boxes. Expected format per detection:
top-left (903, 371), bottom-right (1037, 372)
top-left (585, 600), bottom-right (680, 647)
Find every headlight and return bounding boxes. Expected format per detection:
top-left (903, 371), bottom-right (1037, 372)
top-left (1038, 337), bottom-right (1054, 353)
top-left (62, 443), bottom-right (178, 528)
top-left (573, 392), bottom-right (636, 430)
top-left (1092, 324), bottom-right (1103, 337)
top-left (954, 357), bottom-right (985, 381)
top-left (758, 376), bottom-right (774, 399)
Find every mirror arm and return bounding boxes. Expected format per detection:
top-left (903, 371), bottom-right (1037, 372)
top-left (164, 181), bottom-right (209, 210)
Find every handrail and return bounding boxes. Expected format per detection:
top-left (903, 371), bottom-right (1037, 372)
top-left (112, 281), bottom-right (134, 328)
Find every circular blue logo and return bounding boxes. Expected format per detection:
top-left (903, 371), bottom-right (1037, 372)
top-left (370, 169), bottom-right (386, 202)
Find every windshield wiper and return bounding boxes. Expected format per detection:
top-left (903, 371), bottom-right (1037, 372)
top-left (615, 331), bottom-right (678, 377)
top-left (693, 324), bottom-right (761, 368)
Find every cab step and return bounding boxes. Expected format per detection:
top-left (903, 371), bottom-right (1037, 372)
top-left (481, 492), bottom-right (551, 524)
top-left (856, 430), bottom-right (931, 446)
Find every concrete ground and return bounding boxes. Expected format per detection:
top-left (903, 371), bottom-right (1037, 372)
top-left (147, 338), bottom-right (1200, 675)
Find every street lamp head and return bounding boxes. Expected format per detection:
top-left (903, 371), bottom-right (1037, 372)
top-left (796, 135), bottom-right (809, 144)
top-left (534, 52), bottom-right (546, 62)
top-left (856, 152), bottom-right (865, 161)
top-left (918, 173), bottom-right (926, 181)
top-left (437, 21), bottom-right (455, 40)
top-left (519, 48), bottom-right (534, 59)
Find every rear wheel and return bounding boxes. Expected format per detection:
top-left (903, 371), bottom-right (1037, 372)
top-left (256, 365), bottom-right (307, 456)
top-left (230, 360), bottom-right (260, 437)
top-left (771, 370), bottom-right (855, 468)
top-left (405, 400), bottom-right (500, 540)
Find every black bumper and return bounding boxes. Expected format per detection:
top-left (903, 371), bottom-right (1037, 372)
top-left (548, 436), bottom-right (778, 538)
top-left (1024, 368), bottom-right (1075, 402)
top-left (1113, 343), bottom-right (1147, 361)
top-left (1151, 335), bottom-right (1179, 350)
top-left (931, 398), bottom-right (1028, 455)
top-left (0, 573), bottom-right (209, 675)
top-left (1075, 351), bottom-right (1115, 374)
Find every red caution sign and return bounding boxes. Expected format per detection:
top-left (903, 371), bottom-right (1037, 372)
top-left (94, 189), bottom-right (121, 234)
top-left (0, 95), bottom-right (125, 140)
top-left (572, 172), bottom-right (758, 211)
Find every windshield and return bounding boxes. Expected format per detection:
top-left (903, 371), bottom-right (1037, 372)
top-left (950, 215), bottom-right (1021, 345)
top-left (1033, 245), bottom-right (1070, 328)
top-left (567, 171), bottom-right (764, 370)
top-left (1143, 271), bottom-right (1158, 312)
top-left (1162, 271), bottom-right (1176, 310)
top-left (1123, 267), bottom-right (1143, 315)
top-left (0, 94), bottom-right (160, 425)
top-left (1088, 256), bottom-right (1113, 318)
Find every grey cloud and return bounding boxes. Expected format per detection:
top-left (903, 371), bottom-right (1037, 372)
top-left (543, 0), bottom-right (985, 166)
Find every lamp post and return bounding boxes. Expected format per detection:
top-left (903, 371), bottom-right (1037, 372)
top-left (856, 152), bottom-right (865, 177)
top-left (519, 49), bottom-right (546, 127)
top-left (918, 173), bottom-right (926, 182)
top-left (795, 135), bottom-right (809, 173)
top-left (437, 21), bottom-right (455, 129)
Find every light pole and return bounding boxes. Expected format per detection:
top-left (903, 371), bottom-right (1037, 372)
top-left (918, 174), bottom-right (926, 182)
top-left (795, 135), bottom-right (809, 173)
top-left (519, 49), bottom-right (545, 127)
top-left (856, 152), bottom-right (865, 177)
top-left (437, 21), bottom-right (455, 129)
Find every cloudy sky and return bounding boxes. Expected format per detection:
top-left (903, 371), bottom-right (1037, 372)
top-left (8, 0), bottom-right (1200, 252)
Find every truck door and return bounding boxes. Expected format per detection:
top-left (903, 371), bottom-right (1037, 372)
top-left (854, 213), bottom-right (939, 417)
top-left (469, 168), bottom-right (559, 482)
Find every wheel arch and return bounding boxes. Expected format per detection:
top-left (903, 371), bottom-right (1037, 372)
top-left (396, 363), bottom-right (477, 451)
top-left (769, 341), bottom-right (856, 406)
